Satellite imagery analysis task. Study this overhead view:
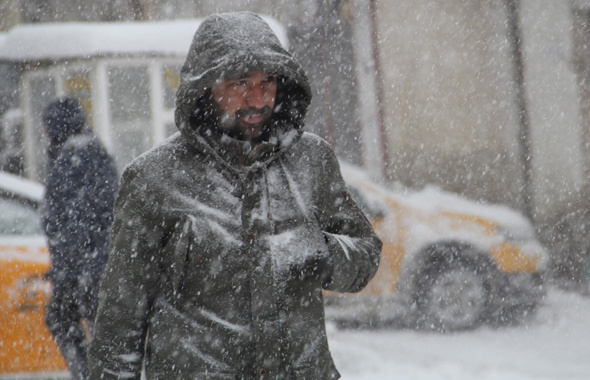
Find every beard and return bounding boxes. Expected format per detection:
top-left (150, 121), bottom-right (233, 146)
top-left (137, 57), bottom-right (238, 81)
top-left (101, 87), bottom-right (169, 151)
top-left (217, 105), bottom-right (273, 141)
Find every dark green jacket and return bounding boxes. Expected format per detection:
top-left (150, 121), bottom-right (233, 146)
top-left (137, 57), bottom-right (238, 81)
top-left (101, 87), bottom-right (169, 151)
top-left (89, 12), bottom-right (381, 380)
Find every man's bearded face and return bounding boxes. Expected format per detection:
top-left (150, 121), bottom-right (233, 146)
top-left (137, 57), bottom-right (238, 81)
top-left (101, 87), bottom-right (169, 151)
top-left (211, 71), bottom-right (277, 139)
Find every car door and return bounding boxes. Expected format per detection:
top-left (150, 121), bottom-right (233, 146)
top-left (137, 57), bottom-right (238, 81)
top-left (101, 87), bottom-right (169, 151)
top-left (0, 188), bottom-right (66, 374)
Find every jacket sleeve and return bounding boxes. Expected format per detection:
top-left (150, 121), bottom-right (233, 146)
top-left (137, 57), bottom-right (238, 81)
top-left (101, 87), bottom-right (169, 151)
top-left (313, 140), bottom-right (382, 293)
top-left (88, 164), bottom-right (162, 380)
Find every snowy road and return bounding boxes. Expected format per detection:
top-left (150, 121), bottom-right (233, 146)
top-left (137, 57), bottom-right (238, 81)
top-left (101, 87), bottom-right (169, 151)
top-left (328, 287), bottom-right (590, 380)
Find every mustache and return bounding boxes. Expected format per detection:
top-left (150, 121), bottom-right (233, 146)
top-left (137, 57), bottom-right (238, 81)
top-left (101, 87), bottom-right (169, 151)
top-left (235, 106), bottom-right (272, 119)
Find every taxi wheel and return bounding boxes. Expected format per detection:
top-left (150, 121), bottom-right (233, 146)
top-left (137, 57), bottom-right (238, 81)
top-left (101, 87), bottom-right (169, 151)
top-left (417, 259), bottom-right (489, 331)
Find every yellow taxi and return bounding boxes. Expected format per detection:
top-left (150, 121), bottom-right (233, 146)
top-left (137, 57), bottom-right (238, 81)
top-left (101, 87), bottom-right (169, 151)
top-left (0, 171), bottom-right (66, 376)
top-left (325, 163), bottom-right (549, 331)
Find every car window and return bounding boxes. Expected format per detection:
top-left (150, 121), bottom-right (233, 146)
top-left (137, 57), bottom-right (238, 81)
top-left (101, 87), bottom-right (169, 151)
top-left (0, 197), bottom-right (43, 236)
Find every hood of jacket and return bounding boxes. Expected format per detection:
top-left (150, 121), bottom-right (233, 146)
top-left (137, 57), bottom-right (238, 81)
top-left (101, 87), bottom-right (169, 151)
top-left (42, 96), bottom-right (88, 160)
top-left (174, 12), bottom-right (312, 168)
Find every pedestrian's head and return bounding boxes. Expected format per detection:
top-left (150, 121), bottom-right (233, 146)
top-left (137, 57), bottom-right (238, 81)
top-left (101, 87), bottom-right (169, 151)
top-left (42, 96), bottom-right (86, 146)
top-left (175, 12), bottom-right (312, 144)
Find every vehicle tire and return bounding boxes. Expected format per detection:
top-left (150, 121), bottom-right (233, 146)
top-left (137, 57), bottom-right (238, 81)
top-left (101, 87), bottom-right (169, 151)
top-left (416, 258), bottom-right (489, 331)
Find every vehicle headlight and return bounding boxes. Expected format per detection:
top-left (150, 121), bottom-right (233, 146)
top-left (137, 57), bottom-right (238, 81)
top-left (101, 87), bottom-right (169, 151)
top-left (495, 225), bottom-right (550, 271)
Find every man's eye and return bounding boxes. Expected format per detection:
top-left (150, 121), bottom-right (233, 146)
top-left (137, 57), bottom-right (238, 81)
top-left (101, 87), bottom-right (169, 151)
top-left (231, 81), bottom-right (247, 87)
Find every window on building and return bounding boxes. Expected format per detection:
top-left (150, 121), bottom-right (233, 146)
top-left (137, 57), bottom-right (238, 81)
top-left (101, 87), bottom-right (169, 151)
top-left (107, 65), bottom-right (152, 173)
top-left (63, 68), bottom-right (93, 126)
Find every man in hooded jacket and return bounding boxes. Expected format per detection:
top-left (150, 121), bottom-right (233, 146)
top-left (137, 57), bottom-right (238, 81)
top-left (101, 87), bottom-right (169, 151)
top-left (88, 12), bottom-right (381, 380)
top-left (42, 96), bottom-right (118, 379)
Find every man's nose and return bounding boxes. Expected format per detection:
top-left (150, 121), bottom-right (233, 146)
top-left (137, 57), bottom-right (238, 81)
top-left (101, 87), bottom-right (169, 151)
top-left (246, 86), bottom-right (267, 108)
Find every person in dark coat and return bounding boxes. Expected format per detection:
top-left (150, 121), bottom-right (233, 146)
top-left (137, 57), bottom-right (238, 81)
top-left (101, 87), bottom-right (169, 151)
top-left (42, 96), bottom-right (118, 380)
top-left (89, 12), bottom-right (381, 380)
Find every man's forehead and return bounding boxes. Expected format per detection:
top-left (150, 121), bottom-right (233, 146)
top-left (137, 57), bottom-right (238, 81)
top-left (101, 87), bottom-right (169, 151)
top-left (221, 71), bottom-right (275, 81)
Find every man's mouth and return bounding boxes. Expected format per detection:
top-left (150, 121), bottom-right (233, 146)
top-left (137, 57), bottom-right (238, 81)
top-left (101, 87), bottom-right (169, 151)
top-left (243, 112), bottom-right (265, 125)
top-left (236, 107), bottom-right (272, 125)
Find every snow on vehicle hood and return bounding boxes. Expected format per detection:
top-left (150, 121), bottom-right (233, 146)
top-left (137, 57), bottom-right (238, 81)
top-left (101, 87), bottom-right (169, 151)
top-left (341, 162), bottom-right (534, 234)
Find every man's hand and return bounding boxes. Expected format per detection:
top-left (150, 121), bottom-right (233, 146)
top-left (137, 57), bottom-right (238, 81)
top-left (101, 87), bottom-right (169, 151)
top-left (289, 249), bottom-right (329, 281)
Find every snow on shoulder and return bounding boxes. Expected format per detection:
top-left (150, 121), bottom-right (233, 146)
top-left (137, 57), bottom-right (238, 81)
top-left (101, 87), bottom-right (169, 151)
top-left (0, 15), bottom-right (288, 62)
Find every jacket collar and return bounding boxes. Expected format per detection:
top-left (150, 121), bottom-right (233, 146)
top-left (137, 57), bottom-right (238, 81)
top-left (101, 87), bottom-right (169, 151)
top-left (192, 122), bottom-right (302, 171)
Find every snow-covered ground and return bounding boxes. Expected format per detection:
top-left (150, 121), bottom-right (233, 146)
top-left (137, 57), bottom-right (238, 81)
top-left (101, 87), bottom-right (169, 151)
top-left (328, 287), bottom-right (590, 380)
top-left (2, 287), bottom-right (587, 380)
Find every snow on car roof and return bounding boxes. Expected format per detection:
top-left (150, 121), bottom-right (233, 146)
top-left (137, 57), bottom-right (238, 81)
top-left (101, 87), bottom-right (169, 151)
top-left (0, 16), bottom-right (288, 62)
top-left (0, 171), bottom-right (44, 202)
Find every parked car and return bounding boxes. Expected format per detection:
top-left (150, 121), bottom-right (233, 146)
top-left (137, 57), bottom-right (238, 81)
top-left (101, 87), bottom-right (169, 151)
top-left (0, 171), bottom-right (66, 375)
top-left (325, 163), bottom-right (549, 331)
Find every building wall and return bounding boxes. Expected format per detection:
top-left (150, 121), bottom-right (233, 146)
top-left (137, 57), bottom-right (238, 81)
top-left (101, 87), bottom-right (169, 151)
top-left (519, 0), bottom-right (586, 221)
top-left (371, 0), bottom-right (590, 223)
top-left (573, 2), bottom-right (590, 194)
top-left (374, 0), bottom-right (526, 211)
top-left (128, 0), bottom-right (318, 26)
